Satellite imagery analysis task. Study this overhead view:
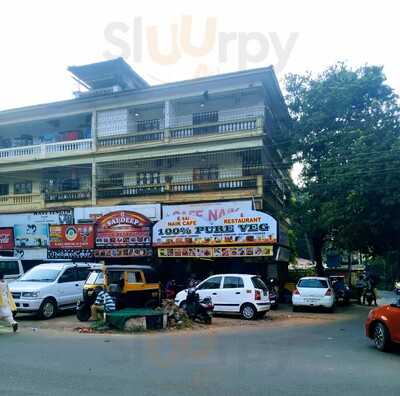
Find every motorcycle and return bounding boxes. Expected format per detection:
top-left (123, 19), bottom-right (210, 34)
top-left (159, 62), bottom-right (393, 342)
top-left (364, 288), bottom-right (375, 306)
top-left (76, 286), bottom-right (100, 322)
top-left (184, 288), bottom-right (213, 324)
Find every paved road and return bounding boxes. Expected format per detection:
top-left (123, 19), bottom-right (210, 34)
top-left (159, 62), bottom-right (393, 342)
top-left (0, 305), bottom-right (399, 396)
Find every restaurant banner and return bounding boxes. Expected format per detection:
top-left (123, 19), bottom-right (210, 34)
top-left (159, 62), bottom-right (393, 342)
top-left (49, 224), bottom-right (95, 249)
top-left (0, 228), bottom-right (14, 250)
top-left (162, 200), bottom-right (252, 222)
top-left (95, 211), bottom-right (152, 248)
top-left (158, 246), bottom-right (273, 258)
top-left (0, 209), bottom-right (73, 227)
top-left (153, 209), bottom-right (278, 247)
top-left (14, 224), bottom-right (49, 248)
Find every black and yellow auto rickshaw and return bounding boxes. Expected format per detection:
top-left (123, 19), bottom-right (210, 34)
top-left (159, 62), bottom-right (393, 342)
top-left (105, 265), bottom-right (161, 310)
top-left (76, 266), bottom-right (105, 321)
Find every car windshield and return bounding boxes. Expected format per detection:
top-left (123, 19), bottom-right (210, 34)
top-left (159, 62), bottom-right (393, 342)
top-left (86, 271), bottom-right (104, 285)
top-left (298, 279), bottom-right (328, 288)
top-left (251, 277), bottom-right (268, 290)
top-left (19, 267), bottom-right (61, 282)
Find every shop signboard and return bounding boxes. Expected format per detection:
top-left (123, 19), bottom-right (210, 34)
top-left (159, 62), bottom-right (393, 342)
top-left (95, 211), bottom-right (152, 248)
top-left (162, 200), bottom-right (252, 222)
top-left (75, 204), bottom-right (161, 223)
top-left (0, 209), bottom-right (73, 227)
top-left (14, 224), bottom-right (49, 248)
top-left (158, 246), bottom-right (273, 258)
top-left (153, 209), bottom-right (278, 247)
top-left (49, 224), bottom-right (95, 249)
top-left (94, 248), bottom-right (152, 258)
top-left (47, 249), bottom-right (95, 260)
top-left (0, 228), bottom-right (14, 250)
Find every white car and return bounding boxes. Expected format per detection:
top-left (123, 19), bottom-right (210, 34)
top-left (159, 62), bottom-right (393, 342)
top-left (10, 263), bottom-right (95, 319)
top-left (175, 274), bottom-right (271, 320)
top-left (292, 277), bottom-right (335, 312)
top-left (0, 256), bottom-right (24, 281)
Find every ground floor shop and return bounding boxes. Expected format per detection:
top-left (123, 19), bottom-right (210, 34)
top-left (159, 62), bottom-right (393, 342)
top-left (0, 200), bottom-right (291, 285)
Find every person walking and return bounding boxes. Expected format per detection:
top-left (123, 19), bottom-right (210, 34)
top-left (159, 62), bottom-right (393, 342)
top-left (0, 272), bottom-right (18, 333)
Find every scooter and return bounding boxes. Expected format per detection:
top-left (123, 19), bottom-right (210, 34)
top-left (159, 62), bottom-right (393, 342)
top-left (185, 288), bottom-right (213, 324)
top-left (76, 287), bottom-right (100, 322)
top-left (364, 288), bottom-right (375, 306)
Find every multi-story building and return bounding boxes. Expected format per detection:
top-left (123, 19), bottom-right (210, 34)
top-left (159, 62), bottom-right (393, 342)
top-left (0, 58), bottom-right (291, 280)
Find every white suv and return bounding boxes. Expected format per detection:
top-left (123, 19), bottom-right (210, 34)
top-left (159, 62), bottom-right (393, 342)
top-left (10, 263), bottom-right (95, 319)
top-left (175, 274), bottom-right (270, 320)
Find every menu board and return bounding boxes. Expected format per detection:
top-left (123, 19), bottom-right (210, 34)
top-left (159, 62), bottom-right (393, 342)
top-left (158, 245), bottom-right (273, 258)
top-left (153, 210), bottom-right (278, 247)
top-left (95, 211), bottom-right (152, 247)
top-left (49, 224), bottom-right (94, 249)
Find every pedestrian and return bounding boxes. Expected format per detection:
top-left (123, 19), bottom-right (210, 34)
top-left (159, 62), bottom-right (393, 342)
top-left (0, 272), bottom-right (18, 333)
top-left (90, 287), bottom-right (116, 321)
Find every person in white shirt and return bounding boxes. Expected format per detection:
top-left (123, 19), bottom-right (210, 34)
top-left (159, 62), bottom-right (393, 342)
top-left (0, 272), bottom-right (18, 333)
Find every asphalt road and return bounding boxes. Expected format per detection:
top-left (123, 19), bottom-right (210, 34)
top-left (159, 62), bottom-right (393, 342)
top-left (1, 304), bottom-right (399, 396)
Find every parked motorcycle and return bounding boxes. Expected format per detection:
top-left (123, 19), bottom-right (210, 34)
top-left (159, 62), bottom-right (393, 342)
top-left (76, 286), bottom-right (101, 322)
top-left (184, 288), bottom-right (213, 324)
top-left (267, 277), bottom-right (279, 310)
top-left (364, 288), bottom-right (375, 306)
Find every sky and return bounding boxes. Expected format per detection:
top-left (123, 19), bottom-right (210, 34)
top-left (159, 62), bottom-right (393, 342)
top-left (0, 0), bottom-right (398, 110)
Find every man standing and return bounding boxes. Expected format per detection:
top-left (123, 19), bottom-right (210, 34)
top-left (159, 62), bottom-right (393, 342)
top-left (0, 272), bottom-right (18, 333)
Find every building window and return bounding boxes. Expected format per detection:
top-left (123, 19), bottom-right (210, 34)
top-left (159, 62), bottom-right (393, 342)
top-left (136, 172), bottom-right (160, 185)
top-left (192, 111), bottom-right (218, 125)
top-left (61, 178), bottom-right (80, 191)
top-left (136, 119), bottom-right (160, 132)
top-left (14, 181), bottom-right (32, 195)
top-left (193, 167), bottom-right (218, 181)
top-left (0, 184), bottom-right (9, 196)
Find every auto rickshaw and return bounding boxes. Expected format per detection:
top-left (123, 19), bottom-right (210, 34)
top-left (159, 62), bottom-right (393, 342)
top-left (76, 266), bottom-right (105, 321)
top-left (105, 265), bottom-right (161, 310)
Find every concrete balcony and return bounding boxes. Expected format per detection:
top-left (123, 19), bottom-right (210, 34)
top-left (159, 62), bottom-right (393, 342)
top-left (44, 190), bottom-right (92, 203)
top-left (97, 113), bottom-right (264, 152)
top-left (97, 175), bottom-right (263, 205)
top-left (0, 193), bottom-right (44, 213)
top-left (0, 139), bottom-right (93, 164)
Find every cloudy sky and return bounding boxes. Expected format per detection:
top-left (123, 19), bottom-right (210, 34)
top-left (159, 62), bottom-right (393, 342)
top-left (0, 0), bottom-right (398, 110)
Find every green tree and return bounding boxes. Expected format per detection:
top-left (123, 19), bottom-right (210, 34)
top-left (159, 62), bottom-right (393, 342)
top-left (285, 63), bottom-right (400, 276)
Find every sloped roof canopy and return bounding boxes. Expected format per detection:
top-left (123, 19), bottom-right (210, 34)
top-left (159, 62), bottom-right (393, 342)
top-left (68, 57), bottom-right (149, 90)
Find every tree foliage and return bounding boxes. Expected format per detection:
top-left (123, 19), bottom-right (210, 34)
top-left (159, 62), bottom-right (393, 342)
top-left (285, 63), bottom-right (400, 276)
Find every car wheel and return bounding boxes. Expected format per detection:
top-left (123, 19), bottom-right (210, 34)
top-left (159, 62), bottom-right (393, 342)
top-left (179, 301), bottom-right (187, 311)
top-left (241, 303), bottom-right (257, 320)
top-left (39, 298), bottom-right (57, 320)
top-left (327, 305), bottom-right (335, 313)
top-left (373, 322), bottom-right (391, 352)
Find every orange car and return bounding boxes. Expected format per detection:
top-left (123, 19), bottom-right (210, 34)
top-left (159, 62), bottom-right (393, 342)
top-left (365, 301), bottom-right (400, 351)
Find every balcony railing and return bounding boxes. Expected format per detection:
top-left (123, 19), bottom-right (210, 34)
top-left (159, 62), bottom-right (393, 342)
top-left (44, 190), bottom-right (92, 202)
top-left (97, 176), bottom-right (260, 199)
top-left (0, 193), bottom-right (43, 207)
top-left (170, 117), bottom-right (260, 140)
top-left (98, 130), bottom-right (164, 149)
top-left (0, 139), bottom-right (93, 163)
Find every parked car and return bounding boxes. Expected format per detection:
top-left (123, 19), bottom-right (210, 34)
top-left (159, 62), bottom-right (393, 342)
top-left (0, 256), bottom-right (24, 281)
top-left (292, 277), bottom-right (335, 312)
top-left (175, 274), bottom-right (271, 320)
top-left (10, 262), bottom-right (96, 319)
top-left (365, 300), bottom-right (400, 351)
